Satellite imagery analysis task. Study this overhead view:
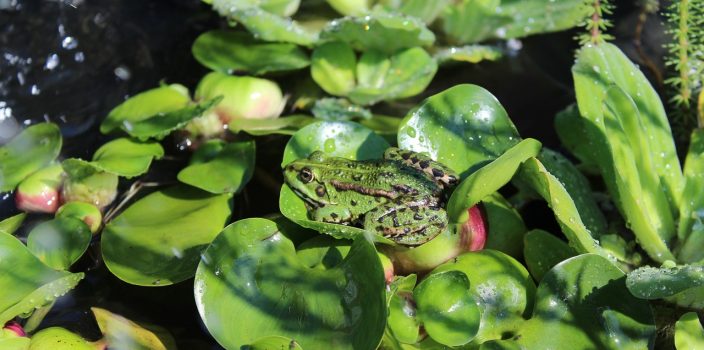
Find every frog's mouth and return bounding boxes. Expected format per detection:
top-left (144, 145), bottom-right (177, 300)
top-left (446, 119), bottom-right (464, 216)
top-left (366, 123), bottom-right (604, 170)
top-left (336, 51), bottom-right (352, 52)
top-left (289, 185), bottom-right (324, 208)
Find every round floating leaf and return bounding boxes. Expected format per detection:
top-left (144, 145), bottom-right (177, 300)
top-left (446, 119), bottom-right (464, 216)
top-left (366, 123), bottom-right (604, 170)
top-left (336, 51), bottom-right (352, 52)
top-left (320, 13), bottom-right (435, 53)
top-left (193, 30), bottom-right (310, 75)
top-left (229, 115), bottom-right (315, 136)
top-left (432, 250), bottom-right (535, 344)
top-left (102, 185), bottom-right (231, 286)
top-left (91, 138), bottom-right (164, 178)
top-left (26, 217), bottom-right (91, 270)
top-left (397, 84), bottom-right (521, 179)
top-left (177, 140), bottom-right (255, 194)
top-left (100, 84), bottom-right (190, 135)
top-left (523, 229), bottom-right (576, 282)
top-left (0, 234), bottom-right (84, 324)
top-left (414, 271), bottom-right (480, 346)
top-left (0, 213), bottom-right (26, 235)
top-left (675, 312), bottom-right (704, 350)
top-left (386, 275), bottom-right (419, 344)
top-left (311, 42), bottom-right (357, 96)
top-left (92, 307), bottom-right (174, 350)
top-left (194, 218), bottom-right (386, 349)
top-left (28, 328), bottom-right (94, 350)
top-left (244, 336), bottom-right (302, 350)
top-left (491, 254), bottom-right (656, 349)
top-left (0, 123), bottom-right (62, 192)
top-left (281, 121), bottom-right (389, 166)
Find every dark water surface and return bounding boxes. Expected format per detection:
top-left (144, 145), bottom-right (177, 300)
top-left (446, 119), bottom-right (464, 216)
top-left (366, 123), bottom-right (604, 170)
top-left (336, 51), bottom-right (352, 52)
top-left (0, 1), bottom-right (662, 348)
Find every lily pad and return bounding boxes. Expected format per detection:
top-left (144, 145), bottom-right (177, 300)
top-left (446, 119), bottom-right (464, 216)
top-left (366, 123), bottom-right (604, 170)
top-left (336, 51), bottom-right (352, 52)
top-left (397, 84), bottom-right (521, 178)
top-left (177, 140), bottom-right (255, 194)
top-left (26, 217), bottom-right (91, 270)
top-left (244, 336), bottom-right (303, 350)
top-left (320, 13), bottom-right (435, 53)
top-left (0, 123), bottom-right (62, 192)
top-left (102, 185), bottom-right (231, 286)
top-left (229, 115), bottom-right (316, 136)
top-left (487, 254), bottom-right (656, 350)
top-left (523, 229), bottom-right (576, 282)
top-left (91, 138), bottom-right (164, 178)
top-left (432, 250), bottom-right (536, 345)
top-left (194, 218), bottom-right (386, 349)
top-left (92, 307), bottom-right (174, 350)
top-left (0, 213), bottom-right (26, 235)
top-left (0, 233), bottom-right (84, 324)
top-left (675, 312), bottom-right (704, 350)
top-left (192, 30), bottom-right (310, 74)
top-left (414, 271), bottom-right (481, 346)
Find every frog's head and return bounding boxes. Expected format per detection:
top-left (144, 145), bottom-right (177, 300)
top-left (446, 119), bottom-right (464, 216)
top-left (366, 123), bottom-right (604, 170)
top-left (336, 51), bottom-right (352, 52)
top-left (283, 151), bottom-right (331, 207)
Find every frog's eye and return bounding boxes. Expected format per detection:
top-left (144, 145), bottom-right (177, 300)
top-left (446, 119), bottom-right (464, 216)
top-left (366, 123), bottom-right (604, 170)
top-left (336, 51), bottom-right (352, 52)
top-left (299, 167), bottom-right (314, 183)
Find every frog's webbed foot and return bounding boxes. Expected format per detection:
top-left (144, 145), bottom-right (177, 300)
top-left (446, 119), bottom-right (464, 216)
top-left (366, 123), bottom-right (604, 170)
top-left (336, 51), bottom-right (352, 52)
top-left (384, 148), bottom-right (459, 189)
top-left (312, 205), bottom-right (353, 224)
top-left (363, 200), bottom-right (448, 246)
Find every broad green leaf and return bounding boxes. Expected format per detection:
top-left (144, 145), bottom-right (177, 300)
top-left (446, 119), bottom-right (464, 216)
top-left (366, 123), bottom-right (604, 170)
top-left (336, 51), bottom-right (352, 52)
top-left (120, 97), bottom-right (222, 140)
top-left (92, 138), bottom-right (164, 178)
top-left (26, 217), bottom-right (91, 270)
top-left (194, 218), bottom-right (386, 350)
top-left (320, 13), bottom-right (434, 53)
top-left (212, 5), bottom-right (318, 46)
top-left (523, 229), bottom-right (576, 282)
top-left (431, 250), bottom-right (536, 345)
top-left (192, 30), bottom-right (310, 74)
top-left (386, 275), bottom-right (419, 344)
top-left (102, 185), bottom-right (231, 286)
top-left (208, 0), bottom-right (301, 17)
top-left (100, 84), bottom-right (190, 135)
top-left (28, 328), bottom-right (94, 350)
top-left (516, 157), bottom-right (611, 259)
top-left (325, 0), bottom-right (369, 16)
top-left (554, 104), bottom-right (597, 170)
top-left (441, 0), bottom-right (587, 44)
top-left (0, 234), bottom-right (83, 323)
top-left (0, 213), bottom-right (26, 235)
top-left (92, 307), bottom-right (174, 350)
top-left (677, 129), bottom-right (704, 263)
top-left (312, 98), bottom-right (372, 121)
top-left (434, 45), bottom-right (502, 64)
top-left (381, 0), bottom-right (451, 24)
top-left (56, 201), bottom-right (102, 234)
top-left (447, 138), bottom-right (541, 224)
top-left (311, 42), bottom-right (357, 96)
top-left (626, 264), bottom-right (704, 300)
top-left (358, 114), bottom-right (401, 142)
top-left (414, 271), bottom-right (481, 346)
top-left (245, 336), bottom-right (303, 350)
top-left (229, 115), bottom-right (316, 136)
top-left (0, 335), bottom-right (28, 350)
top-left (573, 43), bottom-right (682, 217)
top-left (281, 120), bottom-right (390, 166)
top-left (675, 312), bottom-right (704, 350)
top-left (488, 254), bottom-right (655, 350)
top-left (296, 235), bottom-right (352, 269)
top-left (482, 193), bottom-right (526, 259)
top-left (177, 140), bottom-right (255, 194)
top-left (398, 84), bottom-right (521, 178)
top-left (0, 123), bottom-right (62, 192)
top-left (536, 148), bottom-right (607, 236)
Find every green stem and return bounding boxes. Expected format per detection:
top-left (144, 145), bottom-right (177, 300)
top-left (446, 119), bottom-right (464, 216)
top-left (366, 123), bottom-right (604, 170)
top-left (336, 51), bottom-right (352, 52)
top-left (23, 301), bottom-right (55, 333)
top-left (677, 0), bottom-right (692, 105)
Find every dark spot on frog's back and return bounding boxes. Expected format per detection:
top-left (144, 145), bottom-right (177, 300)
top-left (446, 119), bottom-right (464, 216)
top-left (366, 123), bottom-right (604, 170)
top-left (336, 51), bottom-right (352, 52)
top-left (419, 160), bottom-right (430, 169)
top-left (401, 152), bottom-right (411, 160)
top-left (432, 168), bottom-right (444, 178)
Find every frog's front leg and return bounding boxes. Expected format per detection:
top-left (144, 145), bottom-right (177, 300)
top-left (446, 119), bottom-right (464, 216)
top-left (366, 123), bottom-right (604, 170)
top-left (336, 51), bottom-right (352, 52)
top-left (363, 199), bottom-right (448, 246)
top-left (312, 204), bottom-right (353, 224)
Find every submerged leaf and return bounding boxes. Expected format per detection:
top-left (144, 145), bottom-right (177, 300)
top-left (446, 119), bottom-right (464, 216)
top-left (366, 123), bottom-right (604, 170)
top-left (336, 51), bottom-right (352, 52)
top-left (26, 217), bottom-right (91, 270)
top-left (92, 307), bottom-right (174, 350)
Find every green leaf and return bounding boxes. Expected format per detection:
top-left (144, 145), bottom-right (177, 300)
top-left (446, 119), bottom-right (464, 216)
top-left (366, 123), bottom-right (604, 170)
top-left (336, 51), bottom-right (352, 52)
top-left (194, 218), bottom-right (386, 349)
top-left (441, 0), bottom-right (588, 44)
top-left (447, 138), bottom-right (541, 224)
top-left (0, 234), bottom-right (84, 324)
top-left (102, 185), bottom-right (231, 286)
top-left (26, 218), bottom-right (91, 270)
top-left (92, 307), bottom-right (174, 350)
top-left (0, 213), bottom-right (26, 235)
top-left (0, 123), bottom-right (62, 192)
top-left (61, 159), bottom-right (119, 210)
top-left (0, 335), bottom-right (29, 350)
top-left (626, 264), bottom-right (704, 300)
top-left (397, 84), bottom-right (521, 178)
top-left (431, 250), bottom-right (536, 345)
top-left (489, 254), bottom-right (655, 350)
top-left (572, 43), bottom-right (682, 221)
top-left (244, 336), bottom-right (302, 350)
top-left (177, 140), bottom-right (255, 194)
top-left (325, 0), bottom-right (369, 16)
top-left (100, 84), bottom-right (191, 135)
top-left (229, 115), bottom-right (316, 136)
top-left (209, 0), bottom-right (301, 17)
top-left (482, 193), bottom-right (526, 259)
top-left (213, 5), bottom-right (318, 46)
top-left (675, 312), bottom-right (704, 350)
top-left (192, 30), bottom-right (310, 74)
top-left (516, 157), bottom-right (611, 259)
top-left (320, 13), bottom-right (434, 53)
top-left (386, 275), bottom-right (420, 344)
top-left (28, 328), bottom-right (94, 350)
top-left (380, 0), bottom-right (451, 24)
top-left (281, 120), bottom-right (390, 166)
top-left (523, 229), bottom-right (576, 282)
top-left (677, 129), bottom-right (704, 263)
top-left (414, 271), bottom-right (481, 346)
top-left (121, 97), bottom-right (223, 140)
top-left (434, 45), bottom-right (503, 64)
top-left (91, 138), bottom-right (164, 178)
top-left (311, 42), bottom-right (357, 96)
top-left (312, 98), bottom-right (372, 121)
top-left (554, 104), bottom-right (597, 170)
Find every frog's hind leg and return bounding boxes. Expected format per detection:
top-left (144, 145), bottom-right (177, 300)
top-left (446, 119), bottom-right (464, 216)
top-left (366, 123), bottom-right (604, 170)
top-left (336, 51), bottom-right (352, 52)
top-left (383, 148), bottom-right (459, 189)
top-left (363, 200), bottom-right (447, 246)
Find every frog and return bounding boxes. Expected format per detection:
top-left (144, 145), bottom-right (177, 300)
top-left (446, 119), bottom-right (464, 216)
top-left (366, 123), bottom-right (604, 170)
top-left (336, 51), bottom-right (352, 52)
top-left (283, 148), bottom-right (459, 246)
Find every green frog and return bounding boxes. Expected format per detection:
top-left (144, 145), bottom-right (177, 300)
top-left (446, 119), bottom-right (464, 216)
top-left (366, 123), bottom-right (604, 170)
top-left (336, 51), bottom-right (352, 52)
top-left (283, 148), bottom-right (458, 246)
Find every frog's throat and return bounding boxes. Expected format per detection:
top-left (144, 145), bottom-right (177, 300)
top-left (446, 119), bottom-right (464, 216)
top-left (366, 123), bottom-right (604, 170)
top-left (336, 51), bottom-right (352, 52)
top-left (290, 186), bottom-right (325, 208)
